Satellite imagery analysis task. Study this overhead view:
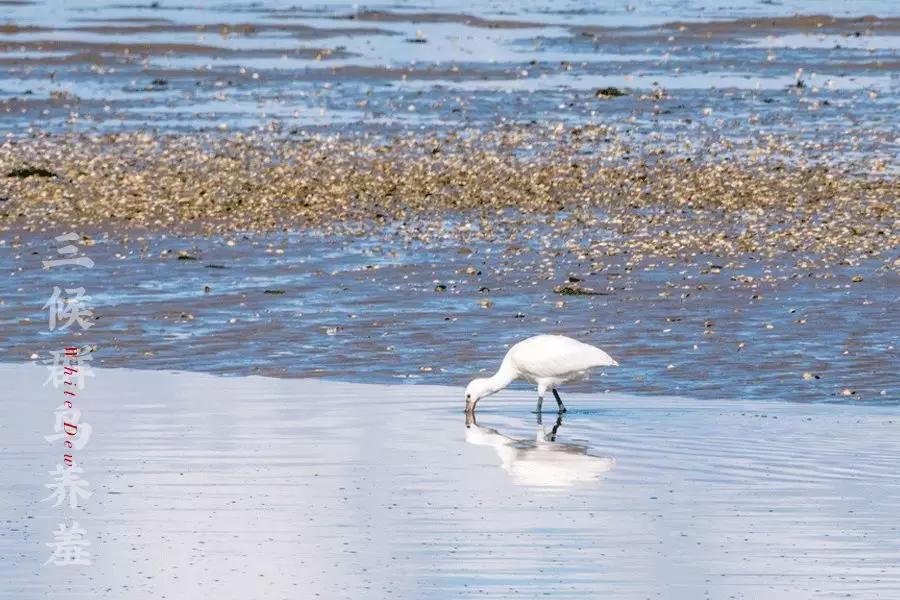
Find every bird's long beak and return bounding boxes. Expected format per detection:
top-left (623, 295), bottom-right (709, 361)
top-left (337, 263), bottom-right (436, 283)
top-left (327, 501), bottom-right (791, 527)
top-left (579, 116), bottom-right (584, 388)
top-left (465, 400), bottom-right (475, 414)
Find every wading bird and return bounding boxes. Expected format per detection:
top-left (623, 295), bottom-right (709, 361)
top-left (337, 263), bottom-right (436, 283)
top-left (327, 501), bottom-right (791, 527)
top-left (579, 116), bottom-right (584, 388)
top-left (464, 334), bottom-right (619, 414)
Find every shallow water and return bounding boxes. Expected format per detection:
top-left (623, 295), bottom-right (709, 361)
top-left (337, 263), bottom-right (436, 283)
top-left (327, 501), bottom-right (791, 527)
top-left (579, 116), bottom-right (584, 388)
top-left (3, 364), bottom-right (899, 598)
top-left (0, 0), bottom-right (898, 157)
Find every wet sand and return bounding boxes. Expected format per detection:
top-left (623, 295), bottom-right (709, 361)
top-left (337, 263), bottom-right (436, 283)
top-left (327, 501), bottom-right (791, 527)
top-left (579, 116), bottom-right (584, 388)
top-left (577, 14), bottom-right (900, 36)
top-left (4, 364), bottom-right (899, 598)
top-left (343, 10), bottom-right (544, 29)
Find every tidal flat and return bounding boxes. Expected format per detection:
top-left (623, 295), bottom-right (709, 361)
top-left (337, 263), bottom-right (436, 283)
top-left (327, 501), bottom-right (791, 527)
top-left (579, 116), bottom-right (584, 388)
top-left (2, 0), bottom-right (899, 596)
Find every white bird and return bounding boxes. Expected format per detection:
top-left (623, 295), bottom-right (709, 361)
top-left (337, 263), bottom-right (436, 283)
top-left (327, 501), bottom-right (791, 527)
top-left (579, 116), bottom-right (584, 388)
top-left (464, 334), bottom-right (619, 414)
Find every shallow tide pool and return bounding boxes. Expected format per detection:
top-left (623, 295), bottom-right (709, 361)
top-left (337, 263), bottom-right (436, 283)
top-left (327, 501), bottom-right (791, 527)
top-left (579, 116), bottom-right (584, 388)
top-left (4, 364), bottom-right (899, 599)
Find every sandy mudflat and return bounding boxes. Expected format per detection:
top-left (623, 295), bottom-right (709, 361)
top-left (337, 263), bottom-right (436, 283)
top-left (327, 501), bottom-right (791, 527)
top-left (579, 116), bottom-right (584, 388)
top-left (3, 363), bottom-right (899, 599)
top-left (2, 130), bottom-right (898, 261)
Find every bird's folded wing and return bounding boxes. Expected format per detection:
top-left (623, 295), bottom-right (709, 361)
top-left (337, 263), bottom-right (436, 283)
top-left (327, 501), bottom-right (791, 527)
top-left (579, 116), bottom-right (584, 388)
top-left (510, 336), bottom-right (613, 378)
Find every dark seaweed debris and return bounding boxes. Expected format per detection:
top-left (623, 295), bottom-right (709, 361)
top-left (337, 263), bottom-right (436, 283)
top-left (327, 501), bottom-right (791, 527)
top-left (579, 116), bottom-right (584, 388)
top-left (554, 283), bottom-right (605, 295)
top-left (7, 166), bottom-right (55, 178)
top-left (595, 87), bottom-right (626, 98)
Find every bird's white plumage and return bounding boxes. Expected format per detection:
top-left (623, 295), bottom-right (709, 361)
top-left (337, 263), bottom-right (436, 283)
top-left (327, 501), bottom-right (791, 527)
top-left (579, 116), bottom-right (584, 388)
top-left (465, 334), bottom-right (619, 413)
top-left (504, 334), bottom-right (617, 384)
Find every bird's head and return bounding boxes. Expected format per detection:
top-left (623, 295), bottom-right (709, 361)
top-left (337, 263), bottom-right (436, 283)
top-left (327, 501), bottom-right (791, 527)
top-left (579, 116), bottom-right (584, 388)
top-left (464, 377), bottom-right (496, 413)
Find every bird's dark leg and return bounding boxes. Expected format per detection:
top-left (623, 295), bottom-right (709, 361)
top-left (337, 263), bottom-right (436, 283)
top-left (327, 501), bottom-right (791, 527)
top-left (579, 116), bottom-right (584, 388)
top-left (552, 389), bottom-right (567, 413)
top-left (534, 395), bottom-right (543, 414)
top-left (548, 414), bottom-right (564, 441)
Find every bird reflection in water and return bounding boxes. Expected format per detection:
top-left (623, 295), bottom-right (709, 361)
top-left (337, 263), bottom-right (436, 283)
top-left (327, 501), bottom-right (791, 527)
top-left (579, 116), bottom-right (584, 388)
top-left (465, 412), bottom-right (614, 488)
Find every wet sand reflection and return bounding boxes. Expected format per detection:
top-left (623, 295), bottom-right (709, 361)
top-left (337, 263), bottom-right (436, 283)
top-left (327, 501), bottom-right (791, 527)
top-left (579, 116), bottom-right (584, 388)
top-left (465, 412), bottom-right (614, 488)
